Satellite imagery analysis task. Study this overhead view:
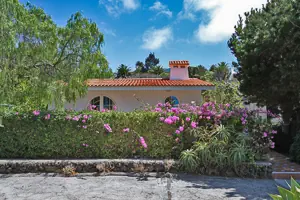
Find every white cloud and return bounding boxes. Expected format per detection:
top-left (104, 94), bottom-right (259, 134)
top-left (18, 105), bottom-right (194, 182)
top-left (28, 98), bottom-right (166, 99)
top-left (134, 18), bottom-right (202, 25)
top-left (123, 0), bottom-right (139, 10)
top-left (142, 27), bottom-right (173, 50)
top-left (102, 28), bottom-right (116, 37)
top-left (178, 0), bottom-right (267, 42)
top-left (149, 1), bottom-right (172, 18)
top-left (99, 0), bottom-right (140, 17)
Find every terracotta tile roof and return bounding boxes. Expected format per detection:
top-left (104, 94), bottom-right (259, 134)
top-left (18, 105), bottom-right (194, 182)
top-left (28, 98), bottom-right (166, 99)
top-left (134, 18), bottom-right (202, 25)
top-left (87, 78), bottom-right (213, 87)
top-left (169, 60), bottom-right (190, 65)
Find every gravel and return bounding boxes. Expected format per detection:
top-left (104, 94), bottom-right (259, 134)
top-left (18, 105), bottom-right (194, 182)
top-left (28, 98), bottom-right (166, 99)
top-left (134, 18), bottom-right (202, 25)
top-left (0, 173), bottom-right (278, 200)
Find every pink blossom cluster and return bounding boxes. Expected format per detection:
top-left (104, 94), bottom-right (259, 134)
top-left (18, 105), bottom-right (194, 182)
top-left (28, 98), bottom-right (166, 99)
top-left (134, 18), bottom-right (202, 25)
top-left (104, 124), bottom-right (112, 133)
top-left (123, 128), bottom-right (130, 133)
top-left (33, 110), bottom-right (40, 116)
top-left (139, 137), bottom-right (147, 149)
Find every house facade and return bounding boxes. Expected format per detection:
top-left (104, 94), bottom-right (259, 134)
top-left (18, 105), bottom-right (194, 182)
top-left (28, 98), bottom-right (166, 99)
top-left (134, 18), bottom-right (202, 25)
top-left (65, 61), bottom-right (214, 112)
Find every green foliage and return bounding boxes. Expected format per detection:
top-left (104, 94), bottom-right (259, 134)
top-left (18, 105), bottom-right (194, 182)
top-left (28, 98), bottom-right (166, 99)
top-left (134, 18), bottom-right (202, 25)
top-left (270, 178), bottom-right (300, 200)
top-left (202, 62), bottom-right (243, 108)
top-left (135, 61), bottom-right (144, 73)
top-left (228, 0), bottom-right (300, 128)
top-left (210, 62), bottom-right (231, 82)
top-left (180, 124), bottom-right (254, 173)
top-left (144, 52), bottom-right (159, 72)
top-left (202, 79), bottom-right (244, 108)
top-left (179, 149), bottom-right (199, 172)
top-left (188, 65), bottom-right (207, 79)
top-left (0, 0), bottom-right (112, 110)
top-left (116, 64), bottom-right (131, 78)
top-left (290, 134), bottom-right (300, 163)
top-left (149, 65), bottom-right (165, 75)
top-left (0, 111), bottom-right (177, 159)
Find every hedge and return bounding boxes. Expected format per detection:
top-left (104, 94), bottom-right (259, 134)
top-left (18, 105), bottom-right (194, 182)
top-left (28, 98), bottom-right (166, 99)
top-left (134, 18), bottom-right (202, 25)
top-left (0, 111), bottom-right (184, 159)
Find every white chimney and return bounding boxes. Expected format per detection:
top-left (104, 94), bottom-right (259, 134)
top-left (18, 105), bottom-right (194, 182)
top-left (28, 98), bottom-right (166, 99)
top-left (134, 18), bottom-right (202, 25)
top-left (169, 60), bottom-right (190, 80)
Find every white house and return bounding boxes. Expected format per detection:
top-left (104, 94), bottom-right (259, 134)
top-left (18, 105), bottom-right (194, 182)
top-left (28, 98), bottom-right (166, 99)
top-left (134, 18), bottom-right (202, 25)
top-left (65, 61), bottom-right (214, 112)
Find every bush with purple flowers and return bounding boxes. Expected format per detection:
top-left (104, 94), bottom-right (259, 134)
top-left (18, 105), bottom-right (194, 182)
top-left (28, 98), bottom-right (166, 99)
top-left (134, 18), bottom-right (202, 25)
top-left (0, 101), bottom-right (280, 174)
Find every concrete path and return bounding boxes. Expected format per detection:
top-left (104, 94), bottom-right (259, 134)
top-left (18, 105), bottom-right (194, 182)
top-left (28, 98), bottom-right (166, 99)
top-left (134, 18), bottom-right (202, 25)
top-left (0, 174), bottom-right (278, 200)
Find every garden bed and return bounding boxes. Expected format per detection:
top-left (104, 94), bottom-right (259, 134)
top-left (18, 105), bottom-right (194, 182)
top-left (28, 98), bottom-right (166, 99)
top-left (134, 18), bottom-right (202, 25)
top-left (0, 102), bottom-right (279, 177)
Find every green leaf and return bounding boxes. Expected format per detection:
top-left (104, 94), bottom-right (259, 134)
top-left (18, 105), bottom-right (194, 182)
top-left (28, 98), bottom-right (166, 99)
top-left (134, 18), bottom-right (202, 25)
top-left (278, 186), bottom-right (296, 200)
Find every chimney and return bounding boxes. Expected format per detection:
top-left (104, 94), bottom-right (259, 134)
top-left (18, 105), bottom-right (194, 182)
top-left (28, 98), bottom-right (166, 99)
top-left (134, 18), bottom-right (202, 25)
top-left (169, 60), bottom-right (190, 80)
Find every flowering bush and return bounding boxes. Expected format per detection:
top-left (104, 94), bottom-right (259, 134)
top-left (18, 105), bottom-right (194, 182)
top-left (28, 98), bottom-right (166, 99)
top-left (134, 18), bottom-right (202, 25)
top-left (0, 102), bottom-right (279, 172)
top-left (0, 111), bottom-right (176, 159)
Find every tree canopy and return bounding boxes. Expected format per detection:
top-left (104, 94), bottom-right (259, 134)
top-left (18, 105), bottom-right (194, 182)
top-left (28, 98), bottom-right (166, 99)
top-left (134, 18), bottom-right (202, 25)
top-left (0, 0), bottom-right (112, 110)
top-left (202, 63), bottom-right (243, 108)
top-left (144, 52), bottom-right (159, 72)
top-left (188, 65), bottom-right (207, 79)
top-left (228, 0), bottom-right (300, 129)
top-left (116, 64), bottom-right (131, 78)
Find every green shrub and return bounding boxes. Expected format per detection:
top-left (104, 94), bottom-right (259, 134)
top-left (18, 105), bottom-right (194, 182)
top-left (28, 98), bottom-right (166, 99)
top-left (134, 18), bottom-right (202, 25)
top-left (290, 134), bottom-right (300, 163)
top-left (270, 178), bottom-right (300, 200)
top-left (0, 111), bottom-right (179, 159)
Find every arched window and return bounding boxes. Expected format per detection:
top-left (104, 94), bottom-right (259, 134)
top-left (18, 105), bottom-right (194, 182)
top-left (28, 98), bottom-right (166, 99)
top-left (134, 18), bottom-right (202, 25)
top-left (90, 96), bottom-right (100, 111)
top-left (89, 96), bottom-right (115, 111)
top-left (165, 96), bottom-right (179, 107)
top-left (103, 96), bottom-right (115, 110)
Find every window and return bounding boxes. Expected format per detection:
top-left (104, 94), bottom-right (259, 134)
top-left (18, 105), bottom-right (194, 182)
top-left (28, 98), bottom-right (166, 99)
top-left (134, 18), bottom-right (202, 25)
top-left (89, 96), bottom-right (115, 111)
top-left (103, 96), bottom-right (114, 110)
top-left (165, 96), bottom-right (179, 107)
top-left (90, 96), bottom-right (100, 111)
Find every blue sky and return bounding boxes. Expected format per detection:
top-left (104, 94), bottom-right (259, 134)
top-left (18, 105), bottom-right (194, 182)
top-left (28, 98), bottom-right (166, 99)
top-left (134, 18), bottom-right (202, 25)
top-left (20, 0), bottom-right (267, 71)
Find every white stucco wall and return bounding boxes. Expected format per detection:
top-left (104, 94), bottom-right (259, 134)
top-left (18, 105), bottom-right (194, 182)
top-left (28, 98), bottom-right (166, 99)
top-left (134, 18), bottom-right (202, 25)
top-left (170, 68), bottom-right (189, 80)
top-left (64, 89), bottom-right (202, 112)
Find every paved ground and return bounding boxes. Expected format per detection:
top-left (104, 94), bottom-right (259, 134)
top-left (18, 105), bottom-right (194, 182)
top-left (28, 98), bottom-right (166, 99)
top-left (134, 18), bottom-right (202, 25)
top-left (0, 174), bottom-right (278, 200)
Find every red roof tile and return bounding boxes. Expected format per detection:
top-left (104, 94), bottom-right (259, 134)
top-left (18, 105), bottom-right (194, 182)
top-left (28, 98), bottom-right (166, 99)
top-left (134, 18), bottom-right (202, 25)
top-left (87, 78), bottom-right (213, 87)
top-left (169, 60), bottom-right (190, 66)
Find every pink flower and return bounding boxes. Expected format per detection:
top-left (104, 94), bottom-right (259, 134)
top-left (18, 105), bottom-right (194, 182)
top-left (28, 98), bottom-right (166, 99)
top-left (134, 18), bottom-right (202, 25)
top-left (164, 118), bottom-right (173, 125)
top-left (175, 130), bottom-right (181, 134)
top-left (159, 117), bottom-right (165, 122)
top-left (44, 114), bottom-right (51, 120)
top-left (179, 126), bottom-right (184, 132)
top-left (206, 116), bottom-right (211, 120)
top-left (83, 115), bottom-right (88, 119)
top-left (157, 103), bottom-right (163, 107)
top-left (263, 132), bottom-right (268, 137)
top-left (215, 114), bottom-right (222, 119)
top-left (175, 138), bottom-right (180, 143)
top-left (82, 125), bottom-right (87, 129)
top-left (33, 110), bottom-right (40, 116)
top-left (171, 108), bottom-right (178, 113)
top-left (225, 103), bottom-right (231, 107)
top-left (155, 107), bottom-right (162, 112)
top-left (113, 105), bottom-right (117, 111)
top-left (15, 112), bottom-right (19, 115)
top-left (171, 116), bottom-right (179, 122)
top-left (123, 128), bottom-right (130, 133)
top-left (270, 142), bottom-right (275, 149)
top-left (191, 121), bottom-right (197, 129)
top-left (72, 116), bottom-right (80, 121)
top-left (65, 115), bottom-right (71, 120)
top-left (82, 120), bottom-right (86, 123)
top-left (139, 137), bottom-right (148, 149)
top-left (82, 143), bottom-right (89, 147)
top-left (203, 102), bottom-right (209, 107)
top-left (272, 130), bottom-right (277, 134)
top-left (242, 121), bottom-right (247, 125)
top-left (104, 124), bottom-right (112, 133)
top-left (186, 117), bottom-right (191, 122)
